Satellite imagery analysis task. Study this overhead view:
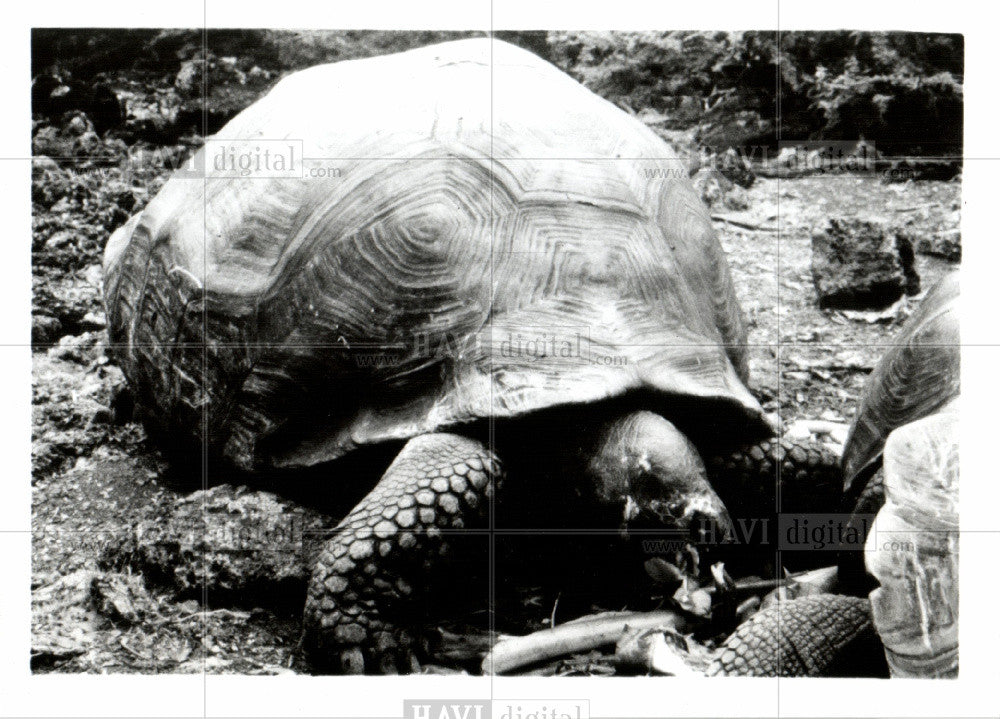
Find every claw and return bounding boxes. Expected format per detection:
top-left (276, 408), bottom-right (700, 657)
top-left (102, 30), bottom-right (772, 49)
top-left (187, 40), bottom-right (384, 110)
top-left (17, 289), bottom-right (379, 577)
top-left (404, 650), bottom-right (421, 674)
top-left (341, 646), bottom-right (365, 674)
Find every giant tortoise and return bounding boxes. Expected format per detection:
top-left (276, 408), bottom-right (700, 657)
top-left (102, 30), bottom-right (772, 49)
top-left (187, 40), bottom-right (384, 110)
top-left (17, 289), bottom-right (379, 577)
top-left (829, 272), bottom-right (960, 677)
top-left (104, 38), bottom-right (855, 674)
top-left (838, 272), bottom-right (960, 594)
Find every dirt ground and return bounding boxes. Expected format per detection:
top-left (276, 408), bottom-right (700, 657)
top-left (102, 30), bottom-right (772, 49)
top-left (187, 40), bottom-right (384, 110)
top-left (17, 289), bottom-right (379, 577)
top-left (31, 133), bottom-right (960, 673)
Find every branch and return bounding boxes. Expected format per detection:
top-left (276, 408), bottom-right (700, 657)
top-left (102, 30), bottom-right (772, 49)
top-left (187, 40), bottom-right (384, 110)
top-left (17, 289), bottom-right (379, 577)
top-left (482, 610), bottom-right (688, 675)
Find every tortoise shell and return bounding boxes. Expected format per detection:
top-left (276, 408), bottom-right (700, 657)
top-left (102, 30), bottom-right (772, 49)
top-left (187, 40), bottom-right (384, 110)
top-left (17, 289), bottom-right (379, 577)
top-left (103, 39), bottom-right (765, 470)
top-left (841, 272), bottom-right (960, 494)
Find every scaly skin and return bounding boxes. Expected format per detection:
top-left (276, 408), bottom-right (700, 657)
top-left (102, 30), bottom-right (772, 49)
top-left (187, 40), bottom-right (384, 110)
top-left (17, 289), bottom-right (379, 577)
top-left (838, 467), bottom-right (887, 595)
top-left (851, 467), bottom-right (886, 519)
top-left (706, 437), bottom-right (842, 515)
top-left (302, 433), bottom-right (501, 674)
top-left (706, 594), bottom-right (887, 677)
top-left (705, 437), bottom-right (843, 576)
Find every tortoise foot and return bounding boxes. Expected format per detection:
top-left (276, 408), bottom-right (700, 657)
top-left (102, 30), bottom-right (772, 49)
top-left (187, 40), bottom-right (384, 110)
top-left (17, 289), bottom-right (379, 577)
top-left (303, 594), bottom-right (423, 674)
top-left (302, 433), bottom-right (501, 674)
top-left (707, 594), bottom-right (888, 677)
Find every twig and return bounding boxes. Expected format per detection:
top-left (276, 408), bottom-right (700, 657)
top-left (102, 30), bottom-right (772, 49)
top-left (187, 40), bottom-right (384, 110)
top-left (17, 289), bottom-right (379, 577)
top-left (482, 610), bottom-right (687, 675)
top-left (710, 567), bottom-right (837, 597)
top-left (723, 566), bottom-right (838, 598)
top-left (148, 608), bottom-right (252, 627)
top-left (726, 577), bottom-right (789, 594)
top-left (118, 637), bottom-right (150, 661)
top-left (711, 215), bottom-right (780, 232)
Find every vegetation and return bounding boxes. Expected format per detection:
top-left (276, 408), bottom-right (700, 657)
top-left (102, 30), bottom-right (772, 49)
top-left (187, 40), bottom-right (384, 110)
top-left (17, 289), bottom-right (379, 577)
top-left (32, 30), bottom-right (962, 157)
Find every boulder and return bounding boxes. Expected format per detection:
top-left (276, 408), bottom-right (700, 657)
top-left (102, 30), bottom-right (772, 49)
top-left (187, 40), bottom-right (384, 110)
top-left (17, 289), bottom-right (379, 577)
top-left (102, 484), bottom-right (331, 609)
top-left (811, 218), bottom-right (920, 310)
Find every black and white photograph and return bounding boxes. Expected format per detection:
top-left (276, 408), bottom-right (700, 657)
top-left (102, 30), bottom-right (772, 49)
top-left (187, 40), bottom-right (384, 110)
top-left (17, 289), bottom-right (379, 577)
top-left (6, 2), bottom-right (998, 718)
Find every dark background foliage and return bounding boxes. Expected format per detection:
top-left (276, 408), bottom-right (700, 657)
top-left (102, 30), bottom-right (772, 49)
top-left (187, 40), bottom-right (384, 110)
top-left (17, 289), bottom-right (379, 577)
top-left (32, 29), bottom-right (962, 156)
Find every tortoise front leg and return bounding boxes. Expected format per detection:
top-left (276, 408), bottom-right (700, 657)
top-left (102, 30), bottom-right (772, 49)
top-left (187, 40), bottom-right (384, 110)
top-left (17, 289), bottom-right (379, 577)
top-left (701, 437), bottom-right (843, 574)
top-left (705, 437), bottom-right (842, 516)
top-left (303, 433), bottom-right (501, 674)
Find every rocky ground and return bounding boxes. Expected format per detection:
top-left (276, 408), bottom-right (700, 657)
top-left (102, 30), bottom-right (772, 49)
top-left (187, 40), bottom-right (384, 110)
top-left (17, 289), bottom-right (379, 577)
top-left (30, 43), bottom-right (961, 674)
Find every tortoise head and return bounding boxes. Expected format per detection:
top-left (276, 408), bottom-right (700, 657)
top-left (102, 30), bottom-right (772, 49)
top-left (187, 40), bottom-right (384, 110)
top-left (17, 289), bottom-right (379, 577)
top-left (576, 410), bottom-right (734, 544)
